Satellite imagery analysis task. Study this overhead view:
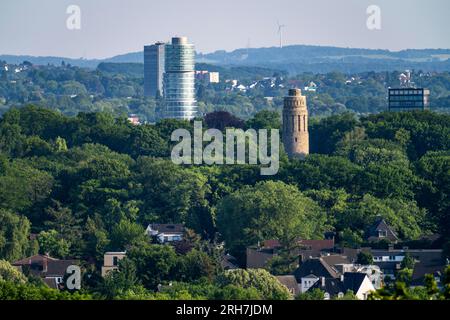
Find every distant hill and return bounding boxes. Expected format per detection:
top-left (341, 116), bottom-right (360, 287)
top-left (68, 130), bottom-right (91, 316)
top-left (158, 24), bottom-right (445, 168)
top-left (97, 62), bottom-right (144, 77)
top-left (103, 51), bottom-right (143, 64)
top-left (196, 45), bottom-right (450, 74)
top-left (2, 45), bottom-right (450, 74)
top-left (0, 54), bottom-right (102, 68)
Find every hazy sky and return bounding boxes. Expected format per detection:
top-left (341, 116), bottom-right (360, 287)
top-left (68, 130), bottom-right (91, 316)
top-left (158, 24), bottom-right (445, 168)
top-left (1, 0), bottom-right (450, 59)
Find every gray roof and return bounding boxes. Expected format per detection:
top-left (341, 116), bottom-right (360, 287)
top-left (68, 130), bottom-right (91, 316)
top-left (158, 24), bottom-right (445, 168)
top-left (310, 278), bottom-right (344, 296)
top-left (310, 273), bottom-right (368, 296)
top-left (343, 272), bottom-right (367, 293)
top-left (294, 257), bottom-right (340, 282)
top-left (46, 260), bottom-right (78, 277)
top-left (276, 276), bottom-right (299, 296)
top-left (321, 255), bottom-right (352, 267)
top-left (150, 224), bottom-right (184, 234)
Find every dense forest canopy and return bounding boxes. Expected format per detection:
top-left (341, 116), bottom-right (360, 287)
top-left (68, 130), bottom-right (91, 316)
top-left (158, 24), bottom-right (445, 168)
top-left (0, 106), bottom-right (448, 254)
top-left (0, 105), bottom-right (449, 299)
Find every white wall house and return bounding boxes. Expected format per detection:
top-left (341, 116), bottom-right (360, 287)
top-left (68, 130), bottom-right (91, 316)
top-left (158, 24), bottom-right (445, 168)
top-left (300, 274), bottom-right (320, 293)
top-left (353, 275), bottom-right (376, 300)
top-left (145, 224), bottom-right (184, 244)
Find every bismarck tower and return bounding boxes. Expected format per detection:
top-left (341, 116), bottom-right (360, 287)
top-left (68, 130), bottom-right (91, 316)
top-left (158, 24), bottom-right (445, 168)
top-left (282, 88), bottom-right (309, 159)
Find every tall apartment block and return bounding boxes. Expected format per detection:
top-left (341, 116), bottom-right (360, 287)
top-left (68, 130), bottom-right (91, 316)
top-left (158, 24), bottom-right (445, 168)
top-left (282, 88), bottom-right (309, 159)
top-left (164, 37), bottom-right (197, 120)
top-left (144, 42), bottom-right (165, 97)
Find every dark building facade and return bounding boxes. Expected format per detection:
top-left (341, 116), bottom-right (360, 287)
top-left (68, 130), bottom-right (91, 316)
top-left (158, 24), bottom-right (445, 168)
top-left (144, 42), bottom-right (165, 97)
top-left (388, 88), bottom-right (430, 111)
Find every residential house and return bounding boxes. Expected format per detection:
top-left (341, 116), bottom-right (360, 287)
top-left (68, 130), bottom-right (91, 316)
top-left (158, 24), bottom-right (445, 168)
top-left (342, 273), bottom-right (375, 300)
top-left (355, 265), bottom-right (383, 289)
top-left (12, 254), bottom-right (78, 289)
top-left (319, 254), bottom-right (383, 289)
top-left (342, 246), bottom-right (445, 283)
top-left (276, 275), bottom-right (300, 297)
top-left (293, 257), bottom-right (340, 293)
top-left (410, 251), bottom-right (446, 287)
top-left (246, 238), bottom-right (335, 269)
top-left (127, 114), bottom-right (140, 125)
top-left (367, 217), bottom-right (399, 243)
top-left (304, 81), bottom-right (317, 92)
top-left (246, 246), bottom-right (278, 269)
top-left (101, 251), bottom-right (126, 277)
top-left (310, 273), bottom-right (375, 300)
top-left (146, 224), bottom-right (184, 244)
top-left (292, 253), bottom-right (384, 294)
top-left (221, 254), bottom-right (239, 270)
top-left (373, 248), bottom-right (442, 281)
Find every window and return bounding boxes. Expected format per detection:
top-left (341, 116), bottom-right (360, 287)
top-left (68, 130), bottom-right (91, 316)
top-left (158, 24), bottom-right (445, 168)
top-left (378, 230), bottom-right (387, 238)
top-left (113, 256), bottom-right (119, 266)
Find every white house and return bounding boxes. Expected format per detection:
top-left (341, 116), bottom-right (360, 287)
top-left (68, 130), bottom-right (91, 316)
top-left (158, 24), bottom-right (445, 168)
top-left (310, 273), bottom-right (375, 300)
top-left (301, 274), bottom-right (320, 293)
top-left (146, 224), bottom-right (184, 244)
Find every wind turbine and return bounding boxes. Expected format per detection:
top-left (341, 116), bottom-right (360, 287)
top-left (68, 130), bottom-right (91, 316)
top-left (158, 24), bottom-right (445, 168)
top-left (277, 21), bottom-right (286, 49)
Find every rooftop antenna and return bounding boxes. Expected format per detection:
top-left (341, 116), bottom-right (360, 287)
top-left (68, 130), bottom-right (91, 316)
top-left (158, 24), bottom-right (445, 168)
top-left (277, 21), bottom-right (286, 48)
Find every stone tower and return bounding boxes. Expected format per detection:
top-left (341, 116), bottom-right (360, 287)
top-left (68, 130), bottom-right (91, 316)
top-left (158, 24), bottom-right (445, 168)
top-left (282, 88), bottom-right (309, 159)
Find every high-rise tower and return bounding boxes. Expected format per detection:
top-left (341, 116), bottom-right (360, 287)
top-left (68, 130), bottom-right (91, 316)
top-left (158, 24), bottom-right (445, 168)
top-left (164, 37), bottom-right (197, 120)
top-left (144, 42), bottom-right (165, 97)
top-left (282, 88), bottom-right (309, 158)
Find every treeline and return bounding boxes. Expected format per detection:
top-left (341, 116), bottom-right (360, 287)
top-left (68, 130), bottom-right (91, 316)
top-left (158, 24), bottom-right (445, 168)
top-left (2, 62), bottom-right (450, 122)
top-left (0, 106), bottom-right (449, 299)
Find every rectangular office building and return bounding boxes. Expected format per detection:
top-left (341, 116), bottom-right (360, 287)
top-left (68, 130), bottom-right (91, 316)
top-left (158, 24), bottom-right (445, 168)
top-left (388, 88), bottom-right (430, 111)
top-left (144, 42), bottom-right (165, 97)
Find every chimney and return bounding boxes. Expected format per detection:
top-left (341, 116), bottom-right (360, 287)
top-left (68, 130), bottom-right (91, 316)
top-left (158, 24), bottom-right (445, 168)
top-left (42, 256), bottom-right (48, 273)
top-left (321, 277), bottom-right (325, 287)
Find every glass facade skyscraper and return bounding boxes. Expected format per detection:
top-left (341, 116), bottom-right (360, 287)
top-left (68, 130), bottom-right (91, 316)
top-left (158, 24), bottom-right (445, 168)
top-left (164, 37), bottom-right (197, 120)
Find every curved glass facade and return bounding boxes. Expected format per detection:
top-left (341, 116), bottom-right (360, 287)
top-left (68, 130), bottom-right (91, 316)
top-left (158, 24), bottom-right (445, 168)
top-left (164, 37), bottom-right (197, 120)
